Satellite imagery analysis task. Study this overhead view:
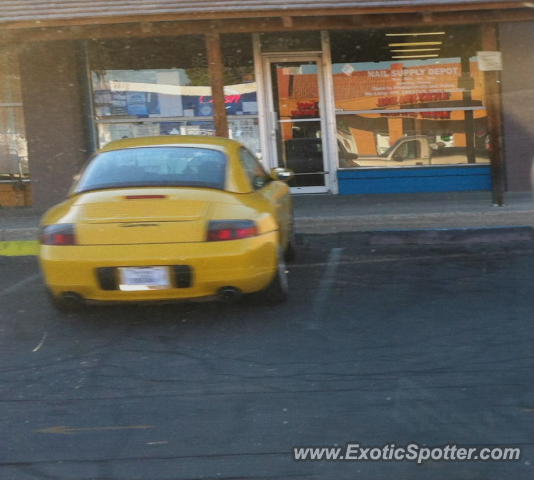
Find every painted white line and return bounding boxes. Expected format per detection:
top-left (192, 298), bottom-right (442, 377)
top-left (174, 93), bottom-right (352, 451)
top-left (36, 425), bottom-right (154, 435)
top-left (32, 332), bottom-right (48, 353)
top-left (0, 273), bottom-right (40, 298)
top-left (308, 247), bottom-right (343, 329)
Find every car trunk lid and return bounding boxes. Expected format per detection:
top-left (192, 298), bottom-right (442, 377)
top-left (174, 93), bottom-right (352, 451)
top-left (73, 189), bottom-right (213, 245)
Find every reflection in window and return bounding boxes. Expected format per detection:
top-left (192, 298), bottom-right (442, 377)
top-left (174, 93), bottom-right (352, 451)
top-left (90, 35), bottom-right (215, 147)
top-left (336, 113), bottom-right (490, 168)
top-left (92, 68), bottom-right (212, 119)
top-left (330, 28), bottom-right (489, 168)
top-left (96, 121), bottom-right (216, 148)
top-left (222, 34), bottom-right (260, 155)
top-left (229, 118), bottom-right (260, 156)
top-left (90, 34), bottom-right (261, 156)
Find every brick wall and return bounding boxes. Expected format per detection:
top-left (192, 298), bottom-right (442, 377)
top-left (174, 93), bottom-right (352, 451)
top-left (18, 41), bottom-right (89, 208)
top-left (500, 22), bottom-right (534, 192)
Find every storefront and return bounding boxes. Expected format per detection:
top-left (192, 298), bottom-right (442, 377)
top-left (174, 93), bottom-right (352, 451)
top-left (85, 27), bottom-right (491, 195)
top-left (0, 1), bottom-right (533, 207)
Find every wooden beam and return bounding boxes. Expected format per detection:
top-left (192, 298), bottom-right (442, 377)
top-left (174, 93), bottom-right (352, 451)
top-left (205, 32), bottom-right (228, 138)
top-left (481, 23), bottom-right (506, 206)
top-left (140, 22), bottom-right (152, 33)
top-left (282, 16), bottom-right (293, 28)
top-left (421, 11), bottom-right (434, 23)
top-left (0, 2), bottom-right (528, 30)
top-left (1, 8), bottom-right (534, 46)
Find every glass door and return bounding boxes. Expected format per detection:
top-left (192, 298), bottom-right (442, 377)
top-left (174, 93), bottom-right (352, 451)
top-left (264, 56), bottom-right (330, 193)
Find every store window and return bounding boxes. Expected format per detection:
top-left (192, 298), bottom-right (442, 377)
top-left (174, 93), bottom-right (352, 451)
top-left (0, 49), bottom-right (29, 180)
top-left (221, 34), bottom-right (260, 155)
top-left (90, 36), bottom-right (214, 146)
top-left (330, 27), bottom-right (490, 168)
top-left (89, 34), bottom-right (260, 155)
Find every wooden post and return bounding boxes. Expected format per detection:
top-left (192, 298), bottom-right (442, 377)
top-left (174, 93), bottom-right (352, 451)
top-left (461, 55), bottom-right (476, 164)
top-left (205, 32), bottom-right (228, 138)
top-left (481, 23), bottom-right (505, 206)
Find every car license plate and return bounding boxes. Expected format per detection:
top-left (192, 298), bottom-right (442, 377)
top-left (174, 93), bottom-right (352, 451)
top-left (119, 266), bottom-right (170, 291)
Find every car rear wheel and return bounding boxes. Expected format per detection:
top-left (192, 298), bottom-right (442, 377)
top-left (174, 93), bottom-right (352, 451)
top-left (284, 225), bottom-right (297, 263)
top-left (284, 241), bottom-right (296, 263)
top-left (263, 253), bottom-right (288, 304)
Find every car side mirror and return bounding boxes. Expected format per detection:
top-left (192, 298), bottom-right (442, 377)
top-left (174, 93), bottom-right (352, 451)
top-left (270, 167), bottom-right (294, 182)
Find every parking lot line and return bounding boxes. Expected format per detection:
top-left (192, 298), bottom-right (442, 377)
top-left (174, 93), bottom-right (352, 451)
top-left (308, 247), bottom-right (343, 329)
top-left (0, 273), bottom-right (40, 298)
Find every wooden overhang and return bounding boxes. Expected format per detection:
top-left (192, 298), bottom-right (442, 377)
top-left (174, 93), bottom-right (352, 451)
top-left (0, 1), bottom-right (533, 45)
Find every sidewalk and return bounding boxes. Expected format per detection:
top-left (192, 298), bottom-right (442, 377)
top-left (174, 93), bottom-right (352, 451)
top-left (294, 191), bottom-right (534, 233)
top-left (0, 191), bottom-right (533, 241)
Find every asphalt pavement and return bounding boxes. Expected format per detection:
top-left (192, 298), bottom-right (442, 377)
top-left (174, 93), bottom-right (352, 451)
top-left (0, 233), bottom-right (532, 480)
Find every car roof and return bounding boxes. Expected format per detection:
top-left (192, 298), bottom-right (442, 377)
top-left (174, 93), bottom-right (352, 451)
top-left (99, 135), bottom-right (242, 152)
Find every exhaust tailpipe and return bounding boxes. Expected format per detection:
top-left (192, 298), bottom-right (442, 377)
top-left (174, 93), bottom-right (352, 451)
top-left (217, 286), bottom-right (242, 304)
top-left (61, 291), bottom-right (84, 305)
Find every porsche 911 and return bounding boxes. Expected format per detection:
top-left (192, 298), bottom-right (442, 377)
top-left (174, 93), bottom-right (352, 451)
top-left (39, 136), bottom-right (295, 311)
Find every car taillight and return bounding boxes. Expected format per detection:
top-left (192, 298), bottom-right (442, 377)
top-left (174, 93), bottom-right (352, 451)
top-left (207, 220), bottom-right (258, 241)
top-left (40, 224), bottom-right (77, 245)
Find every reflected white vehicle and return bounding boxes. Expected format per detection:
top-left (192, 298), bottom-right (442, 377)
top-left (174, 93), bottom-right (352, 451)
top-left (342, 135), bottom-right (490, 168)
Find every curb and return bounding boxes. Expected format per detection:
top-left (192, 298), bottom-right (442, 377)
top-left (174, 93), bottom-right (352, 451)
top-left (0, 227), bottom-right (38, 241)
top-left (335, 226), bottom-right (534, 246)
top-left (294, 211), bottom-right (534, 234)
top-left (0, 226), bottom-right (531, 256)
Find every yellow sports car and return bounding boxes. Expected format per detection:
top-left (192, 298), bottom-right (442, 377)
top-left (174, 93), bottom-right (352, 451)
top-left (39, 136), bottom-right (295, 311)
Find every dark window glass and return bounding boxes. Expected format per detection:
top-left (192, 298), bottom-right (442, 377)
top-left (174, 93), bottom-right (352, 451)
top-left (240, 148), bottom-right (270, 190)
top-left (260, 31), bottom-right (321, 52)
top-left (89, 36), bottom-right (207, 71)
top-left (75, 146), bottom-right (227, 193)
top-left (396, 140), bottom-right (420, 160)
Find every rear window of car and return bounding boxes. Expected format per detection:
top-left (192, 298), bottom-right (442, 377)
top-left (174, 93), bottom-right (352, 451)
top-left (74, 146), bottom-right (227, 193)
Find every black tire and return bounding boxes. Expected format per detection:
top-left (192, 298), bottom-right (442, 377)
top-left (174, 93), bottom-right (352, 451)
top-left (284, 226), bottom-right (297, 263)
top-left (47, 290), bottom-right (84, 313)
top-left (263, 254), bottom-right (289, 304)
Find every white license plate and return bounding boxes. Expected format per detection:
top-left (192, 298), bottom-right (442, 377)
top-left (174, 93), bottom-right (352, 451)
top-left (118, 266), bottom-right (170, 291)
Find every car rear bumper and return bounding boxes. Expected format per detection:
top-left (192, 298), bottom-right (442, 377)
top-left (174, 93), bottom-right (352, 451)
top-left (40, 232), bottom-right (278, 302)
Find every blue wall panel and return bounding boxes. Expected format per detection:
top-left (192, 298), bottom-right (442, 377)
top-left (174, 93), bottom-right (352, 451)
top-left (337, 166), bottom-right (492, 195)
